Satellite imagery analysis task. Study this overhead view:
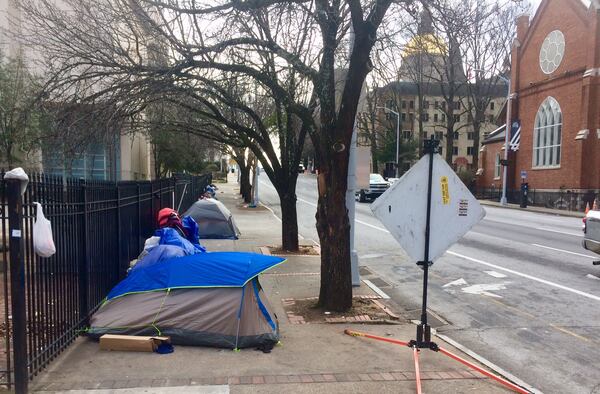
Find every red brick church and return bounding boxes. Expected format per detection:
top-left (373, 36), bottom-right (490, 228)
top-left (478, 0), bottom-right (599, 209)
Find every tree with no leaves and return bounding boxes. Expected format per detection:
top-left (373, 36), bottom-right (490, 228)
top-left (20, 0), bottom-right (411, 311)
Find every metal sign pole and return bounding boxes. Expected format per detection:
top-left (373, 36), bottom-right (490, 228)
top-left (413, 135), bottom-right (439, 349)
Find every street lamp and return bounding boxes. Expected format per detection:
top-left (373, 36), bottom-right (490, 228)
top-left (377, 106), bottom-right (401, 178)
top-left (472, 70), bottom-right (512, 206)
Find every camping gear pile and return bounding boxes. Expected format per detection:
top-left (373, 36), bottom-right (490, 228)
top-left (88, 201), bottom-right (282, 351)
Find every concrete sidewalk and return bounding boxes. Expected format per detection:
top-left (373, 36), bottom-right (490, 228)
top-left (30, 178), bottom-right (522, 393)
top-left (479, 199), bottom-right (585, 218)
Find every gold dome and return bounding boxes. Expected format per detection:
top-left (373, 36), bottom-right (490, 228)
top-left (403, 33), bottom-right (447, 57)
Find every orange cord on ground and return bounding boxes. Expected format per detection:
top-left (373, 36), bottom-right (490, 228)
top-left (344, 329), bottom-right (530, 394)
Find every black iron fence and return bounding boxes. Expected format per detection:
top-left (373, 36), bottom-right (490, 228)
top-left (1, 172), bottom-right (211, 392)
top-left (474, 187), bottom-right (598, 212)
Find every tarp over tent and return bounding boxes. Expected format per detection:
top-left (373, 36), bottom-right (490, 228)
top-left (88, 252), bottom-right (285, 350)
top-left (183, 199), bottom-right (241, 240)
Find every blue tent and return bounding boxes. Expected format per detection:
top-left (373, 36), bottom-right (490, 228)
top-left (89, 252), bottom-right (286, 350)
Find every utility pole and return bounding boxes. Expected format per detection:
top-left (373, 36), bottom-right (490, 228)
top-left (347, 25), bottom-right (360, 286)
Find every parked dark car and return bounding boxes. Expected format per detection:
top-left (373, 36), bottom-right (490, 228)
top-left (356, 173), bottom-right (390, 202)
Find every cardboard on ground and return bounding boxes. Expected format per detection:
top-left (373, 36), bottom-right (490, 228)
top-left (99, 334), bottom-right (170, 352)
top-left (371, 154), bottom-right (485, 263)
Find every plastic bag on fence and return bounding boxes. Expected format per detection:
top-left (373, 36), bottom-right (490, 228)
top-left (33, 202), bottom-right (56, 258)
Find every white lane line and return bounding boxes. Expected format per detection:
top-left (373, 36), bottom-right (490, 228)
top-left (362, 279), bottom-right (390, 299)
top-left (261, 203), bottom-right (282, 223)
top-left (297, 197), bottom-right (393, 234)
top-left (297, 196), bottom-right (317, 207)
top-left (531, 243), bottom-right (597, 259)
top-left (535, 227), bottom-right (582, 237)
top-left (447, 251), bottom-right (600, 302)
top-left (484, 270), bottom-right (508, 278)
top-left (586, 274), bottom-right (600, 281)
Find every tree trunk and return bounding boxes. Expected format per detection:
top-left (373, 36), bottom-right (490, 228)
top-left (315, 159), bottom-right (352, 312)
top-left (239, 166), bottom-right (252, 203)
top-left (280, 191), bottom-right (299, 252)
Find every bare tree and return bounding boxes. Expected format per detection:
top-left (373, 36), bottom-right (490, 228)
top-left (462, 0), bottom-right (519, 169)
top-left (20, 0), bottom-right (410, 311)
top-left (0, 53), bottom-right (41, 167)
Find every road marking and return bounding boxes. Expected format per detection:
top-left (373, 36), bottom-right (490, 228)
top-left (432, 330), bottom-right (542, 394)
top-left (460, 283), bottom-right (509, 298)
top-left (359, 253), bottom-right (389, 259)
top-left (297, 196), bottom-right (394, 234)
top-left (261, 203), bottom-right (282, 223)
top-left (549, 324), bottom-right (590, 342)
top-left (297, 196), bottom-right (317, 207)
top-left (484, 270), bottom-right (508, 278)
top-left (443, 278), bottom-right (467, 287)
top-left (586, 274), bottom-right (600, 280)
top-left (535, 227), bottom-right (582, 237)
top-left (447, 251), bottom-right (600, 302)
top-left (531, 243), bottom-right (597, 259)
top-left (362, 279), bottom-right (390, 299)
top-left (486, 298), bottom-right (537, 319)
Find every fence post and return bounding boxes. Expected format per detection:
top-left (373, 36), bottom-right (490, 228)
top-left (79, 182), bottom-right (89, 327)
top-left (116, 184), bottom-right (123, 278)
top-left (6, 179), bottom-right (28, 394)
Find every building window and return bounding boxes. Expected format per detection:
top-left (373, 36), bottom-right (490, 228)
top-left (403, 130), bottom-right (413, 139)
top-left (467, 146), bottom-right (474, 155)
top-left (434, 113), bottom-right (438, 122)
top-left (453, 131), bottom-right (459, 140)
top-left (442, 101), bottom-right (446, 110)
top-left (467, 132), bottom-right (474, 140)
top-left (494, 153), bottom-right (501, 178)
top-left (409, 100), bottom-right (414, 109)
top-left (435, 131), bottom-right (443, 140)
top-left (434, 101), bottom-right (439, 109)
top-left (402, 101), bottom-right (407, 109)
top-left (409, 113), bottom-right (414, 121)
top-left (452, 147), bottom-right (459, 155)
top-left (490, 102), bottom-right (495, 110)
top-left (401, 113), bottom-right (406, 121)
top-left (441, 114), bottom-right (446, 122)
top-left (453, 115), bottom-right (460, 123)
top-left (421, 112), bottom-right (429, 122)
top-left (533, 96), bottom-right (562, 168)
top-left (423, 100), bottom-right (430, 109)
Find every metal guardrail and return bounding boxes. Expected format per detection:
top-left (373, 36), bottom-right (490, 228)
top-left (1, 172), bottom-right (211, 392)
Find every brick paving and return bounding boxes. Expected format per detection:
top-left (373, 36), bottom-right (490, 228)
top-left (36, 369), bottom-right (485, 390)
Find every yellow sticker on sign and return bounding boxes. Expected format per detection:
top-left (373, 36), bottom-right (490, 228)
top-left (440, 176), bottom-right (450, 205)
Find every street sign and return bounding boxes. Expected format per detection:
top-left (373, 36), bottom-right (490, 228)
top-left (520, 170), bottom-right (527, 179)
top-left (371, 154), bottom-right (485, 263)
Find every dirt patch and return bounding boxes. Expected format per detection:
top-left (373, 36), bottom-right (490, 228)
top-left (269, 245), bottom-right (320, 256)
top-left (284, 297), bottom-right (401, 324)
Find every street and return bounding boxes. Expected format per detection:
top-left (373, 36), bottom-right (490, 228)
top-left (258, 172), bottom-right (600, 394)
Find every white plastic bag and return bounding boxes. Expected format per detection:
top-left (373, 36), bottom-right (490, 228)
top-left (33, 202), bottom-right (56, 258)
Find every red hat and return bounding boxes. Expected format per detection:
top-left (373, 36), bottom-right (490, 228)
top-left (157, 208), bottom-right (179, 227)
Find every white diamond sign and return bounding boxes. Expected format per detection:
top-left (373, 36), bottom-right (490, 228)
top-left (371, 154), bottom-right (485, 263)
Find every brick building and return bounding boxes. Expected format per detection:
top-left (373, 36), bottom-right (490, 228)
top-left (479, 0), bottom-right (600, 208)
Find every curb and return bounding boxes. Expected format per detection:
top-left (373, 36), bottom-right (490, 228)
top-left (479, 200), bottom-right (584, 218)
top-left (432, 329), bottom-right (542, 394)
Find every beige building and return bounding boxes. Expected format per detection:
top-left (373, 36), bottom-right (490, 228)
top-left (0, 0), bottom-right (154, 180)
top-left (373, 82), bottom-right (505, 173)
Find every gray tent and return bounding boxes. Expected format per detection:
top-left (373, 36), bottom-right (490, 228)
top-left (88, 251), bottom-right (283, 350)
top-left (184, 199), bottom-right (241, 239)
